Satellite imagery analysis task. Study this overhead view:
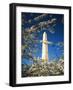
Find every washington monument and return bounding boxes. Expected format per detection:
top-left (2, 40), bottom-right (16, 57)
top-left (42, 32), bottom-right (49, 63)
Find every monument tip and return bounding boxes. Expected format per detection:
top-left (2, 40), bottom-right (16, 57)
top-left (43, 32), bottom-right (47, 41)
top-left (43, 32), bottom-right (46, 35)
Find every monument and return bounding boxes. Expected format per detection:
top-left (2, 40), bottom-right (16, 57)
top-left (42, 32), bottom-right (49, 63)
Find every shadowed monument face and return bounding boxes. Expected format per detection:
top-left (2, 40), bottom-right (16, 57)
top-left (42, 32), bottom-right (49, 63)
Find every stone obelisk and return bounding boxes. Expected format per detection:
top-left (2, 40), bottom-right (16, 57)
top-left (42, 32), bottom-right (49, 63)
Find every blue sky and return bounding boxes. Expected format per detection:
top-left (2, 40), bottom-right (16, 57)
top-left (22, 13), bottom-right (64, 64)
